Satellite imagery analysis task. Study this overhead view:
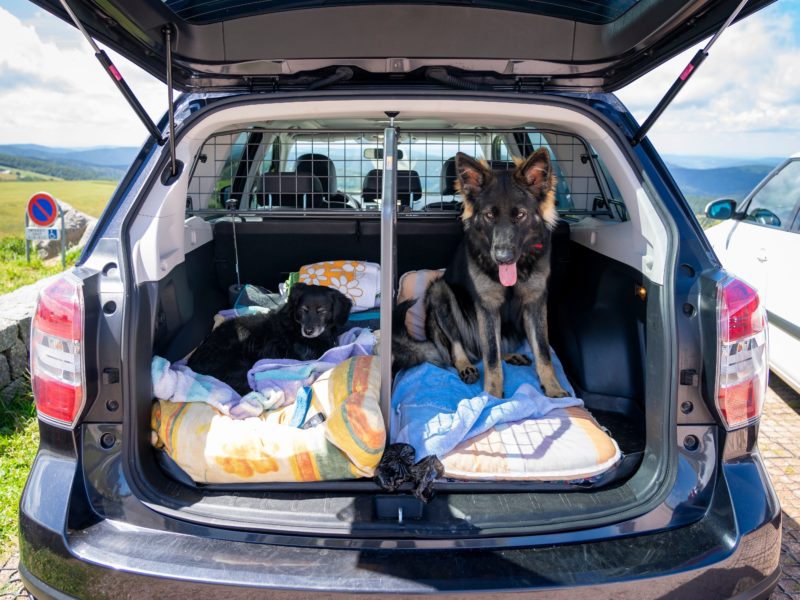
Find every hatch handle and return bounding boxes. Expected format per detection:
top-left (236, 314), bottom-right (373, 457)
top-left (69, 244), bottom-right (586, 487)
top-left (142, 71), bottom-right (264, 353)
top-left (631, 0), bottom-right (750, 146)
top-left (56, 0), bottom-right (166, 146)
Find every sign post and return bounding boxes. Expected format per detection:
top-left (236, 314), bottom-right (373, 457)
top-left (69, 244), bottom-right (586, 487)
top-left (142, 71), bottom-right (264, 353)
top-left (25, 192), bottom-right (66, 269)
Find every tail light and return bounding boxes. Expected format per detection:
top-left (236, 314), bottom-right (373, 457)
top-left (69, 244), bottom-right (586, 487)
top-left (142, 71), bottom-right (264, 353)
top-left (715, 276), bottom-right (768, 430)
top-left (30, 275), bottom-right (85, 428)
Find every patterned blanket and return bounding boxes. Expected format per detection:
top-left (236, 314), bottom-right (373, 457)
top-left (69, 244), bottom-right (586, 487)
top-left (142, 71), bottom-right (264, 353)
top-left (152, 355), bottom-right (385, 483)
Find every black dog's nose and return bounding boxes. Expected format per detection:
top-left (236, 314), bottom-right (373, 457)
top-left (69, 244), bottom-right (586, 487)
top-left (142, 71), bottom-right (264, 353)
top-left (493, 248), bottom-right (515, 264)
top-left (304, 327), bottom-right (315, 336)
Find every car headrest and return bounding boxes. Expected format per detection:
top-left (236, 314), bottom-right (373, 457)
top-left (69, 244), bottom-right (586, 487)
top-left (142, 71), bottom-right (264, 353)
top-left (362, 169), bottom-right (423, 205)
top-left (295, 153), bottom-right (337, 195)
top-left (258, 172), bottom-right (324, 208)
top-left (489, 160), bottom-right (515, 171)
top-left (440, 157), bottom-right (458, 196)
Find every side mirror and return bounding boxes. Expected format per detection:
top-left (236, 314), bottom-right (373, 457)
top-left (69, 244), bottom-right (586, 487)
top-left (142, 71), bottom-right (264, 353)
top-left (750, 207), bottom-right (782, 227)
top-left (705, 198), bottom-right (737, 220)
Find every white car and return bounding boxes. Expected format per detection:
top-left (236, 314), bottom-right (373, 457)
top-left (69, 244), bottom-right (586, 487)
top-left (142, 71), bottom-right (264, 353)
top-left (705, 153), bottom-right (800, 393)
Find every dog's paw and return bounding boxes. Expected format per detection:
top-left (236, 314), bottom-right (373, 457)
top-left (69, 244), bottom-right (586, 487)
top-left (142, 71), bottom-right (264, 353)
top-left (503, 353), bottom-right (532, 366)
top-left (459, 365), bottom-right (479, 384)
top-left (543, 383), bottom-right (570, 398)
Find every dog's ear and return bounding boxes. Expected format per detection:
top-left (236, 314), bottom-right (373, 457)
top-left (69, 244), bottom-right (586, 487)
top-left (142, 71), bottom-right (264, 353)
top-left (455, 152), bottom-right (492, 222)
top-left (515, 148), bottom-right (558, 230)
top-left (330, 289), bottom-right (353, 329)
top-left (286, 283), bottom-right (308, 319)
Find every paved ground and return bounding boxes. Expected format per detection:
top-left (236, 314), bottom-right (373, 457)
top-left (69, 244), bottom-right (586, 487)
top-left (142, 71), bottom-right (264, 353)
top-left (3, 375), bottom-right (800, 599)
top-left (761, 374), bottom-right (800, 600)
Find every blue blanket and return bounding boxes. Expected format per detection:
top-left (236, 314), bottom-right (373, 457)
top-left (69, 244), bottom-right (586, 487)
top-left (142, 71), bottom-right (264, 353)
top-left (391, 346), bottom-right (583, 459)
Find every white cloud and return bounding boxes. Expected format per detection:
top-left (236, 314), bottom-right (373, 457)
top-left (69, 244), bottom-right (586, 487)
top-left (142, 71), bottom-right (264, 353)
top-left (0, 3), bottom-right (798, 158)
top-left (0, 6), bottom-right (165, 148)
top-left (618, 5), bottom-right (800, 159)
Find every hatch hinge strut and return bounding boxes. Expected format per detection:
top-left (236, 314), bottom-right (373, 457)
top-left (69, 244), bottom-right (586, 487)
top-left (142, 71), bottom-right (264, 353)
top-left (163, 25), bottom-right (177, 177)
top-left (57, 0), bottom-right (166, 146)
top-left (631, 0), bottom-right (750, 146)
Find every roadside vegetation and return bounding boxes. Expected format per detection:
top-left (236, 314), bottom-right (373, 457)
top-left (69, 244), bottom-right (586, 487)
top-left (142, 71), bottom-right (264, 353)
top-left (0, 387), bottom-right (37, 562)
top-left (0, 238), bottom-right (82, 295)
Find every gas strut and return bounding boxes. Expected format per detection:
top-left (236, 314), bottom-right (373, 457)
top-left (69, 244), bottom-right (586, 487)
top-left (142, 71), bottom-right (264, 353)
top-left (58, 0), bottom-right (180, 176)
top-left (631, 0), bottom-right (750, 146)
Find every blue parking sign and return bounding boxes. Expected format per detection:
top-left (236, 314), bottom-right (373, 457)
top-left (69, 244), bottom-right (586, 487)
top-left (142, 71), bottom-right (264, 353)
top-left (48, 229), bottom-right (59, 240)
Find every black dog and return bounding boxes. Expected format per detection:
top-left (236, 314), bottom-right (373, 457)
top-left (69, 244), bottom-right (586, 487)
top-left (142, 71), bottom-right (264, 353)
top-left (188, 283), bottom-right (352, 394)
top-left (393, 149), bottom-right (568, 398)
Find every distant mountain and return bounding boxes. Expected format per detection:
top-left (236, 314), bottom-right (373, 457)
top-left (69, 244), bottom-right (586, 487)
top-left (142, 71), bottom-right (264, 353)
top-left (0, 144), bottom-right (138, 168)
top-left (663, 154), bottom-right (783, 170)
top-left (666, 163), bottom-right (772, 200)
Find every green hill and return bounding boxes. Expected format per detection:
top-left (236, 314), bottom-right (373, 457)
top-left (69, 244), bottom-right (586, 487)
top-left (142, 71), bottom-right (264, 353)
top-left (0, 152), bottom-right (125, 181)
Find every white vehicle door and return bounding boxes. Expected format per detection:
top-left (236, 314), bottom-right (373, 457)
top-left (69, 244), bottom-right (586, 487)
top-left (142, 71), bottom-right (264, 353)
top-left (724, 159), bottom-right (800, 390)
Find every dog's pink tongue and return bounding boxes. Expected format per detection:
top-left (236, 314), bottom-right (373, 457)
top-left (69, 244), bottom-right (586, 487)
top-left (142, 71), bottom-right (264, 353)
top-left (498, 262), bottom-right (518, 287)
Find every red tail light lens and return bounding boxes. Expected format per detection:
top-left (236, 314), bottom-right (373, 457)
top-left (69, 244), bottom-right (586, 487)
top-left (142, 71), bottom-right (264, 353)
top-left (30, 275), bottom-right (85, 428)
top-left (716, 277), bottom-right (768, 430)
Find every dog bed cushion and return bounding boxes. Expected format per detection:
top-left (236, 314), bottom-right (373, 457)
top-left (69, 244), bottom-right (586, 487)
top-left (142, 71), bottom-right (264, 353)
top-left (151, 355), bottom-right (385, 483)
top-left (441, 406), bottom-right (621, 481)
top-left (298, 260), bottom-right (380, 311)
top-left (397, 269), bottom-right (444, 340)
top-left (393, 272), bottom-right (622, 482)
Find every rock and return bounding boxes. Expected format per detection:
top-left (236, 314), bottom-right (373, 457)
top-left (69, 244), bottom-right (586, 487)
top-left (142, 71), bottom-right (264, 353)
top-left (17, 315), bottom-right (32, 348)
top-left (0, 354), bottom-right (10, 388)
top-left (0, 319), bottom-right (18, 353)
top-left (33, 200), bottom-right (94, 260)
top-left (77, 218), bottom-right (98, 250)
top-left (0, 378), bottom-right (29, 404)
top-left (5, 338), bottom-right (28, 380)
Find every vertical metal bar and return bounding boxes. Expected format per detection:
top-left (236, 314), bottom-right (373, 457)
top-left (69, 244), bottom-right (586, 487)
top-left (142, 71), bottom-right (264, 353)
top-left (60, 205), bottom-right (66, 269)
top-left (379, 118), bottom-right (398, 432)
top-left (24, 214), bottom-right (29, 263)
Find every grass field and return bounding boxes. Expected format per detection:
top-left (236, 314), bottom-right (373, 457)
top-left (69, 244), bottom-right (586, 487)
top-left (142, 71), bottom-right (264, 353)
top-left (0, 180), bottom-right (115, 237)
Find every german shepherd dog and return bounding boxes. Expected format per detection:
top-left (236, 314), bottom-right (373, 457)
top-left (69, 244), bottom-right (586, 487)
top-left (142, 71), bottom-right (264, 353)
top-left (393, 149), bottom-right (569, 398)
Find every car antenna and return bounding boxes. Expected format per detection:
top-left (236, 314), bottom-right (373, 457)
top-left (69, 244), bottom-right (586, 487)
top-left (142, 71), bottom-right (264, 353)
top-left (56, 0), bottom-right (166, 147)
top-left (631, 0), bottom-right (750, 146)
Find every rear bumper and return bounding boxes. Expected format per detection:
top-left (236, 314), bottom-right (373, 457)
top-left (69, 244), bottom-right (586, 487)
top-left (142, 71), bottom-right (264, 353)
top-left (19, 452), bottom-right (781, 600)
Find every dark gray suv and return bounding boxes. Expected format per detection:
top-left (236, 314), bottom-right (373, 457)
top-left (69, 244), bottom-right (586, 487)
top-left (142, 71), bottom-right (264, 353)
top-left (20, 0), bottom-right (781, 598)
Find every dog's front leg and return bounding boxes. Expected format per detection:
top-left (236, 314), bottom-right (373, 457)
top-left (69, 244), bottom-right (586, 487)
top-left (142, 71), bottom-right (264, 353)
top-left (522, 302), bottom-right (569, 398)
top-left (476, 307), bottom-right (503, 398)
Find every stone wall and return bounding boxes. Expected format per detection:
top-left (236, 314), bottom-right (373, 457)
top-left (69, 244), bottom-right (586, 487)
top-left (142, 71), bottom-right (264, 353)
top-left (0, 275), bottom-right (58, 402)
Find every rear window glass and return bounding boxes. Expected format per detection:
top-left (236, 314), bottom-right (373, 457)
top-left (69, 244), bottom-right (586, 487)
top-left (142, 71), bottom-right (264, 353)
top-left (186, 127), bottom-right (625, 221)
top-left (162, 0), bottom-right (640, 25)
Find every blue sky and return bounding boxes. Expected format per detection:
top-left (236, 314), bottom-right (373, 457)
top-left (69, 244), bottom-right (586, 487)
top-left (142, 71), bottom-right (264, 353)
top-left (1, 0), bottom-right (799, 159)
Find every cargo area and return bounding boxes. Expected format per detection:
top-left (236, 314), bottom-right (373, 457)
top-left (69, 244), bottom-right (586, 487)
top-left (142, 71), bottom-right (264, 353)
top-left (124, 107), bottom-right (673, 535)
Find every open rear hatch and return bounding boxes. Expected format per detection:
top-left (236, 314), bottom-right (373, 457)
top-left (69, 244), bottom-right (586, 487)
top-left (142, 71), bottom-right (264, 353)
top-left (33, 0), bottom-right (772, 91)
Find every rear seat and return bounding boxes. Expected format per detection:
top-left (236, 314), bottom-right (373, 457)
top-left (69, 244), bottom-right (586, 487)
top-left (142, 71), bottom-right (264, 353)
top-left (256, 172), bottom-right (324, 209)
top-left (361, 169), bottom-right (423, 206)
